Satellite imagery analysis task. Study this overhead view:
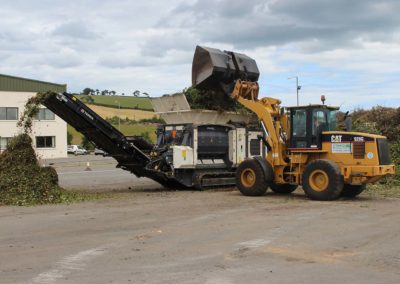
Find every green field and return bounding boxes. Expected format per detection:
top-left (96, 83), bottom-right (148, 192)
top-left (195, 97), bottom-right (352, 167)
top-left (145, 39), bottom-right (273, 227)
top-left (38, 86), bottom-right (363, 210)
top-left (76, 95), bottom-right (153, 110)
top-left (118, 124), bottom-right (157, 141)
top-left (68, 123), bottom-right (157, 146)
top-left (68, 124), bottom-right (84, 145)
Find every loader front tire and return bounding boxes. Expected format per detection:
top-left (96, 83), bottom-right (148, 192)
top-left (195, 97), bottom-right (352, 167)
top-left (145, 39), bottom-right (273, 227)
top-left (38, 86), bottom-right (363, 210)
top-left (302, 160), bottom-right (343, 201)
top-left (236, 159), bottom-right (272, 196)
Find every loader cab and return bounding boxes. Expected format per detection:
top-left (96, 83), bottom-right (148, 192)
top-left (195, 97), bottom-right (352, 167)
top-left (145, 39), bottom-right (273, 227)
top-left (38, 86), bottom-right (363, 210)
top-left (288, 105), bottom-right (338, 149)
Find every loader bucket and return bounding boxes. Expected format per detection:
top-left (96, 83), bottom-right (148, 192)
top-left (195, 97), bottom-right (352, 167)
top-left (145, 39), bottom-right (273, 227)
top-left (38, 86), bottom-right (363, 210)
top-left (192, 45), bottom-right (260, 93)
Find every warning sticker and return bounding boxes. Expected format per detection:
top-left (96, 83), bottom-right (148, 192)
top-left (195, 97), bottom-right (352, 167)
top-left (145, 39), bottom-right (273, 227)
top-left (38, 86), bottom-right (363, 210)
top-left (332, 143), bottom-right (352, 154)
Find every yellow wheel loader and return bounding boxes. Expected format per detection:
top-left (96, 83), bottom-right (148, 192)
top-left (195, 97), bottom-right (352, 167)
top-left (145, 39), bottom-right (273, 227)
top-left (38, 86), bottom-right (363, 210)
top-left (192, 46), bottom-right (395, 200)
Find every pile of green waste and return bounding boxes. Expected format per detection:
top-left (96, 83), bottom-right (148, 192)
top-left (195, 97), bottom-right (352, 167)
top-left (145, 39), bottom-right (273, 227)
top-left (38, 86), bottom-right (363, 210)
top-left (0, 92), bottom-right (66, 206)
top-left (0, 134), bottom-right (64, 205)
top-left (183, 87), bottom-right (248, 112)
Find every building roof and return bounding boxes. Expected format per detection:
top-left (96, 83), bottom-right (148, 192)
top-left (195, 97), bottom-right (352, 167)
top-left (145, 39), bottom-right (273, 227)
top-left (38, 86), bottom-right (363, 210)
top-left (0, 74), bottom-right (67, 93)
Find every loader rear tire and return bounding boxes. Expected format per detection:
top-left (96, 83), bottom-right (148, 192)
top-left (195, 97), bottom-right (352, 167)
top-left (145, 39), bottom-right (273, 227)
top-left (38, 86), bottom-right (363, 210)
top-left (236, 159), bottom-right (271, 196)
top-left (270, 183), bottom-right (298, 194)
top-left (302, 160), bottom-right (343, 201)
top-left (341, 184), bottom-right (366, 198)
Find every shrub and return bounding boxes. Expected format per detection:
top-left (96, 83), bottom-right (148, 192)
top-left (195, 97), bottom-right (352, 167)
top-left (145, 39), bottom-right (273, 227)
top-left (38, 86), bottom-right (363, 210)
top-left (81, 136), bottom-right (95, 151)
top-left (389, 141), bottom-right (400, 183)
top-left (140, 131), bottom-right (151, 141)
top-left (352, 107), bottom-right (400, 183)
top-left (138, 116), bottom-right (165, 124)
top-left (67, 131), bottom-right (73, 145)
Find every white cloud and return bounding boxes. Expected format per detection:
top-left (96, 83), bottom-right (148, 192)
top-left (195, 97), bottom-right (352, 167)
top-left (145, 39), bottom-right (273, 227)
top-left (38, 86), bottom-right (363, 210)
top-left (0, 0), bottom-right (398, 110)
top-left (52, 21), bottom-right (99, 40)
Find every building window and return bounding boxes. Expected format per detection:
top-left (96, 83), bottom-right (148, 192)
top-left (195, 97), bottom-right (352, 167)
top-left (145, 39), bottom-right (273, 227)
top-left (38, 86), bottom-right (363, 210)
top-left (36, 136), bottom-right (55, 148)
top-left (0, 137), bottom-right (12, 150)
top-left (35, 108), bottom-right (55, 120)
top-left (0, 107), bottom-right (18, 120)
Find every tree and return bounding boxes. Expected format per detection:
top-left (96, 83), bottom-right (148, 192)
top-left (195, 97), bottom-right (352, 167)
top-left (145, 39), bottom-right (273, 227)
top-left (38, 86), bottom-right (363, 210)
top-left (81, 135), bottom-right (95, 151)
top-left (142, 92), bottom-right (150, 97)
top-left (133, 90), bottom-right (140, 97)
top-left (110, 90), bottom-right (116, 96)
top-left (350, 106), bottom-right (400, 183)
top-left (82, 88), bottom-right (93, 96)
top-left (352, 107), bottom-right (400, 141)
top-left (95, 89), bottom-right (100, 96)
top-left (67, 131), bottom-right (73, 144)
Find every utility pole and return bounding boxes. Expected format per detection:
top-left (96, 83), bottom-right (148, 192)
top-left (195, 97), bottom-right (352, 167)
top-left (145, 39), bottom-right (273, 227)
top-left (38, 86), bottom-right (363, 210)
top-left (288, 76), bottom-right (301, 106)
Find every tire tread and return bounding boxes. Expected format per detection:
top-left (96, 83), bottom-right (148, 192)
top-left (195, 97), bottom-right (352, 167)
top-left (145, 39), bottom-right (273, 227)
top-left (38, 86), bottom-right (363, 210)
top-left (302, 159), bottom-right (343, 201)
top-left (236, 159), bottom-right (271, 196)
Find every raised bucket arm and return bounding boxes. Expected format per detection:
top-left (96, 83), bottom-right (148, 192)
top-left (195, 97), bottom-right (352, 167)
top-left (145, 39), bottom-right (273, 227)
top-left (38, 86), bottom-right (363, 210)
top-left (191, 46), bottom-right (288, 167)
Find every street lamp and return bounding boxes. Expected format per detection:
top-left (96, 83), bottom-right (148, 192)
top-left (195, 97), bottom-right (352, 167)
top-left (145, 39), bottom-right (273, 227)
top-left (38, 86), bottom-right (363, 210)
top-left (115, 100), bottom-right (120, 130)
top-left (288, 76), bottom-right (301, 106)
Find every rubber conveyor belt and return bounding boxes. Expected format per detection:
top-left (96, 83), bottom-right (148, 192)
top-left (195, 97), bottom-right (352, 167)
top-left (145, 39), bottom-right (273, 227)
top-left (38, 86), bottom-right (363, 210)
top-left (42, 92), bottom-right (152, 176)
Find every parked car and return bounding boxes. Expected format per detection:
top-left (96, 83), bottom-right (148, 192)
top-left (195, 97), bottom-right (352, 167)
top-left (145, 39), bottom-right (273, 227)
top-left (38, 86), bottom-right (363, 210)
top-left (67, 145), bottom-right (88, 155)
top-left (94, 148), bottom-right (109, 157)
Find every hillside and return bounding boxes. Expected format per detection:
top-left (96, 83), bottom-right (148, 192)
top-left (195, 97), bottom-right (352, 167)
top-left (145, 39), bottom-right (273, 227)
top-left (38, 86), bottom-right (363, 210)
top-left (88, 104), bottom-right (157, 120)
top-left (68, 123), bottom-right (157, 145)
top-left (68, 102), bottom-right (159, 145)
top-left (76, 95), bottom-right (153, 110)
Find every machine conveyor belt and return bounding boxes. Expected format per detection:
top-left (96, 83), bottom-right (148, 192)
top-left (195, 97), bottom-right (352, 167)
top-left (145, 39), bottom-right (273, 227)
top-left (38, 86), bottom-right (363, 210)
top-left (42, 93), bottom-right (151, 167)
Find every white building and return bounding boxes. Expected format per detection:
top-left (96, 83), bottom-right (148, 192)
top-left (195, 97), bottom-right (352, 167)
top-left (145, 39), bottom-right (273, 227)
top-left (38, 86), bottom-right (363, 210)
top-left (0, 74), bottom-right (68, 159)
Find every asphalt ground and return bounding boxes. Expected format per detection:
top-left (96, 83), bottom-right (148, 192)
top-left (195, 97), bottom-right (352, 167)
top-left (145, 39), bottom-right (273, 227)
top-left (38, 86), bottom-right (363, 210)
top-left (41, 154), bottom-right (161, 191)
top-left (1, 155), bottom-right (399, 283)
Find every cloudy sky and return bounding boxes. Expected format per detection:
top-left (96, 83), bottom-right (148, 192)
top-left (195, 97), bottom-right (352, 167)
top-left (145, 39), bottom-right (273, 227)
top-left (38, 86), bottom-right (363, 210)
top-left (1, 0), bottom-right (400, 110)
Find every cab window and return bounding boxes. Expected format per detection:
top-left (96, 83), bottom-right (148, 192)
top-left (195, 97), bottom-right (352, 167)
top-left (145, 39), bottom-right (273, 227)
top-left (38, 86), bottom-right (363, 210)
top-left (312, 110), bottom-right (327, 135)
top-left (292, 109), bottom-right (307, 138)
top-left (327, 110), bottom-right (337, 131)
